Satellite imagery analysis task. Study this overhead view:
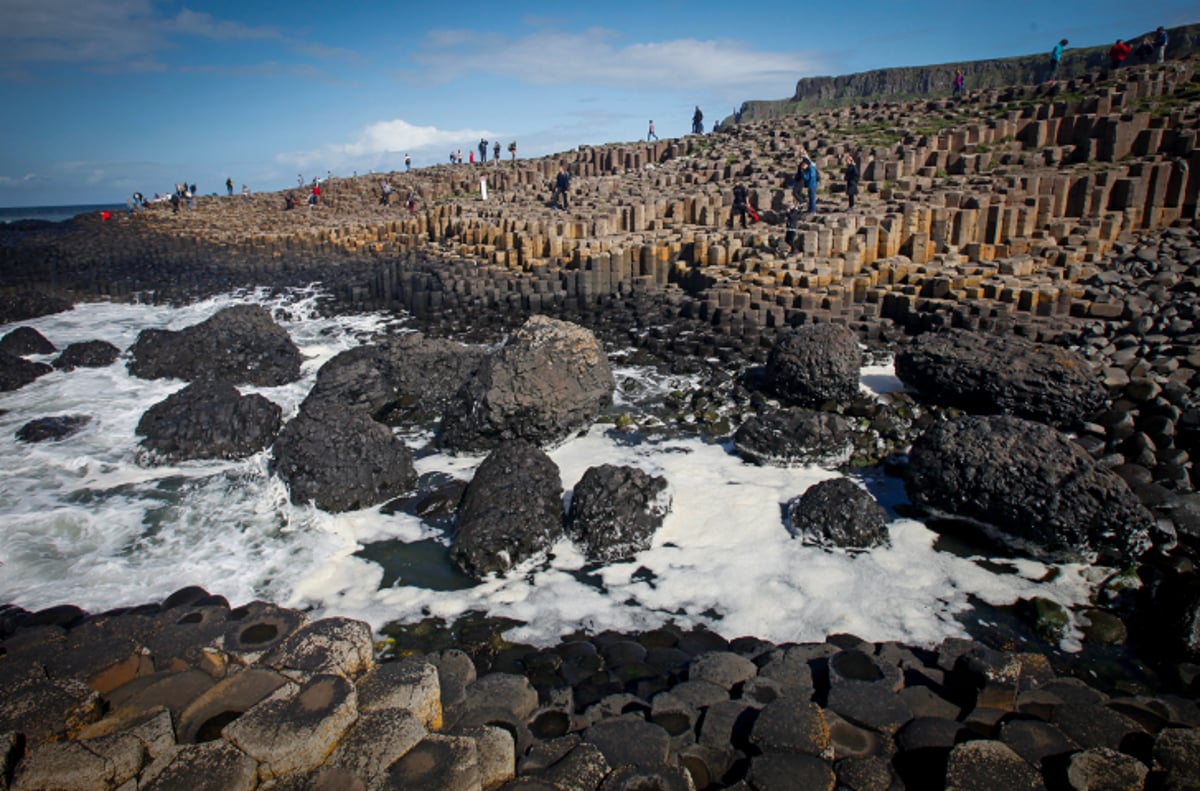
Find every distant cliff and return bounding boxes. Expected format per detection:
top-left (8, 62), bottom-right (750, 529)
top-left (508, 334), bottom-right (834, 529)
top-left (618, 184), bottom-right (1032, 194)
top-left (736, 22), bottom-right (1200, 123)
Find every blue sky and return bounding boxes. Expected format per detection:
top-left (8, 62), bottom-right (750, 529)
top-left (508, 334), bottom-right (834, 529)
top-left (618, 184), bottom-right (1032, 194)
top-left (1, 1), bottom-right (1194, 207)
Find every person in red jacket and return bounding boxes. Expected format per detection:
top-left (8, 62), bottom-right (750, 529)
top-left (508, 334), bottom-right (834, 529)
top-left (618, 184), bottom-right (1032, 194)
top-left (1109, 39), bottom-right (1132, 71)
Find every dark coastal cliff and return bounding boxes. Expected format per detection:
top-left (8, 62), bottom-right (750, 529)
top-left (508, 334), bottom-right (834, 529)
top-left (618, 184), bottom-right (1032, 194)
top-left (736, 22), bottom-right (1200, 122)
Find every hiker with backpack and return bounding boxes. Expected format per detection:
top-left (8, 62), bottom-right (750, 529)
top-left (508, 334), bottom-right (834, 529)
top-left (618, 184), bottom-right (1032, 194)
top-left (794, 152), bottom-right (820, 215)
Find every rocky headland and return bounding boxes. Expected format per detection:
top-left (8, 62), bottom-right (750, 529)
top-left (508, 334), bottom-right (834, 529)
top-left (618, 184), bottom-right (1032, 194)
top-left (2, 53), bottom-right (1200, 789)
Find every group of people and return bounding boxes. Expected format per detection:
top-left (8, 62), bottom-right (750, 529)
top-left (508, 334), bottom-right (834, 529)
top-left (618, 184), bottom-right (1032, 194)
top-left (448, 141), bottom-right (517, 165)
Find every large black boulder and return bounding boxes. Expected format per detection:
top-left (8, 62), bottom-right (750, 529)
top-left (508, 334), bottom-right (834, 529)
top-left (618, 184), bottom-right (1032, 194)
top-left (0, 326), bottom-right (56, 356)
top-left (450, 440), bottom-right (563, 579)
top-left (906, 414), bottom-right (1153, 563)
top-left (567, 464), bottom-right (671, 562)
top-left (764, 323), bottom-right (862, 407)
top-left (734, 408), bottom-right (854, 467)
top-left (53, 340), bottom-right (121, 371)
top-left (136, 381), bottom-right (283, 463)
top-left (787, 477), bottom-right (890, 549)
top-left (0, 350), bottom-right (52, 392)
top-left (127, 304), bottom-right (302, 386)
top-left (440, 315), bottom-right (615, 452)
top-left (302, 332), bottom-right (485, 425)
top-left (895, 329), bottom-right (1106, 426)
top-left (272, 401), bottom-right (418, 512)
top-left (16, 414), bottom-right (92, 443)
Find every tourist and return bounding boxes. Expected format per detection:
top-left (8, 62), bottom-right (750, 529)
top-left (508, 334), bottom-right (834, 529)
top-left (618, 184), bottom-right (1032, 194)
top-left (1135, 36), bottom-right (1154, 64)
top-left (225, 177), bottom-right (234, 196)
top-left (509, 141), bottom-right (517, 164)
top-left (1048, 38), bottom-right (1068, 82)
top-left (457, 149), bottom-right (463, 164)
top-left (406, 191), bottom-right (416, 213)
top-left (405, 153), bottom-right (412, 171)
top-left (170, 191), bottom-right (180, 214)
top-left (479, 138), bottom-right (489, 163)
top-left (1109, 39), bottom-right (1132, 72)
top-left (953, 69), bottom-right (964, 96)
top-left (297, 174), bottom-right (304, 187)
top-left (494, 141), bottom-right (501, 163)
top-left (647, 120), bottom-right (658, 141)
top-left (843, 153), bottom-right (860, 210)
top-left (1154, 27), bottom-right (1168, 64)
top-left (730, 183), bottom-right (749, 228)
top-left (795, 153), bottom-right (819, 215)
top-left (785, 200), bottom-right (801, 254)
top-left (309, 182), bottom-right (320, 207)
top-left (241, 184), bottom-right (251, 201)
top-left (188, 184), bottom-right (196, 209)
top-left (552, 165), bottom-right (571, 210)
top-left (469, 150), bottom-right (475, 164)
top-left (692, 106), bottom-right (703, 135)
top-left (380, 181), bottom-right (392, 206)
top-left (284, 192), bottom-right (296, 210)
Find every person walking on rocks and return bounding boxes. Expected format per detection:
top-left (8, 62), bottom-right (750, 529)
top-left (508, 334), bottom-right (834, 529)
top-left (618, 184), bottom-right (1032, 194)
top-left (692, 106), bottom-right (704, 134)
top-left (509, 141), bottom-right (517, 165)
top-left (953, 69), bottom-right (964, 97)
top-left (225, 177), bottom-right (233, 196)
top-left (1108, 39), bottom-right (1132, 72)
top-left (730, 183), bottom-right (749, 228)
top-left (379, 181), bottom-right (392, 206)
top-left (479, 138), bottom-right (488, 163)
top-left (494, 141), bottom-right (501, 163)
top-left (405, 153), bottom-right (412, 171)
top-left (552, 164), bottom-right (572, 210)
top-left (843, 153), bottom-right (860, 211)
top-left (647, 120), bottom-right (658, 141)
top-left (1154, 27), bottom-right (1168, 64)
top-left (1048, 38), bottom-right (1068, 82)
top-left (242, 184), bottom-right (251, 201)
top-left (795, 153), bottom-right (819, 215)
top-left (785, 199), bottom-right (801, 254)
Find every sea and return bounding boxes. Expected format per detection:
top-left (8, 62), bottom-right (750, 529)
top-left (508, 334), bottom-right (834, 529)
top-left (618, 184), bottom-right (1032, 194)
top-left (0, 203), bottom-right (127, 224)
top-left (0, 286), bottom-right (1104, 650)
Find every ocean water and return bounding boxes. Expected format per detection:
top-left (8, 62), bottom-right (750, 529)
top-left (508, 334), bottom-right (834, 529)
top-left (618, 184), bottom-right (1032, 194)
top-left (0, 288), bottom-right (1102, 649)
top-left (0, 203), bottom-right (127, 224)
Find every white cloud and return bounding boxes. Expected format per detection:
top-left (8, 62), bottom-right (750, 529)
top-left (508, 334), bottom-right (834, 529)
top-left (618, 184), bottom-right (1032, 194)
top-left (278, 119), bottom-right (497, 170)
top-left (409, 26), bottom-right (824, 100)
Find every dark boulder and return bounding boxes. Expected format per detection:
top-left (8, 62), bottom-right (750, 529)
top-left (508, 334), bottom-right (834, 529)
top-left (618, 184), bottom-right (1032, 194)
top-left (136, 381), bottom-right (283, 463)
top-left (0, 350), bottom-right (52, 392)
top-left (127, 304), bottom-right (302, 386)
top-left (16, 414), bottom-right (91, 443)
top-left (0, 326), bottom-right (55, 356)
top-left (734, 408), bottom-right (854, 467)
top-left (272, 401), bottom-right (417, 512)
top-left (53, 340), bottom-right (121, 371)
top-left (787, 477), bottom-right (890, 549)
top-left (906, 414), bottom-right (1153, 563)
top-left (895, 330), bottom-right (1106, 426)
top-left (765, 323), bottom-right (862, 407)
top-left (450, 440), bottom-right (563, 579)
top-left (302, 332), bottom-right (485, 425)
top-left (0, 292), bottom-right (71, 324)
top-left (440, 315), bottom-right (615, 452)
top-left (566, 464), bottom-right (671, 562)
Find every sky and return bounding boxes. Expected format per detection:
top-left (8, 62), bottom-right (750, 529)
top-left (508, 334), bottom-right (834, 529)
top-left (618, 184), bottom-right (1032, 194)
top-left (0, 0), bottom-right (1195, 208)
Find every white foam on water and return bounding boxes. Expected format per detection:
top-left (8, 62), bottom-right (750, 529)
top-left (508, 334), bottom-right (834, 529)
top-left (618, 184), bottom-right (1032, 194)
top-left (0, 290), bottom-right (1099, 650)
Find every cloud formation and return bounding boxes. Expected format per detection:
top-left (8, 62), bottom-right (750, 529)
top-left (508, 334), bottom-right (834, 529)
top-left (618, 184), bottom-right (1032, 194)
top-left (409, 25), bottom-right (822, 99)
top-left (279, 119), bottom-right (497, 170)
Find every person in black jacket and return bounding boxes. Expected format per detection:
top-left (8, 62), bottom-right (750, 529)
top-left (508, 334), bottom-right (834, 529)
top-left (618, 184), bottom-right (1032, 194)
top-left (730, 183), bottom-right (749, 228)
top-left (552, 165), bottom-right (572, 210)
top-left (843, 153), bottom-right (860, 210)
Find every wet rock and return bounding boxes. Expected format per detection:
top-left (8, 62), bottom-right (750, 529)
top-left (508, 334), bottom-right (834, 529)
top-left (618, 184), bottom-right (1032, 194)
top-left (749, 697), bottom-right (830, 754)
top-left (450, 440), bottom-right (563, 579)
top-left (600, 763), bottom-right (696, 791)
top-left (765, 323), bottom-right (862, 407)
top-left (565, 463), bottom-right (670, 562)
top-left (15, 413), bottom-right (91, 442)
top-left (0, 326), bottom-right (55, 356)
top-left (734, 407), bottom-right (855, 467)
top-left (907, 414), bottom-right (1154, 563)
top-left (222, 673), bottom-right (357, 781)
top-left (747, 752), bottom-right (836, 790)
top-left (386, 733), bottom-right (480, 791)
top-left (583, 716), bottom-right (671, 767)
top-left (0, 350), bottom-right (52, 392)
top-left (1153, 728), bottom-right (1200, 790)
top-left (896, 329), bottom-right (1106, 426)
top-left (52, 339), bottom-right (121, 371)
top-left (136, 380), bottom-right (282, 462)
top-left (440, 315), bottom-right (615, 452)
top-left (221, 601), bottom-right (308, 664)
top-left (272, 400), bottom-right (417, 512)
top-left (302, 332), bottom-right (485, 425)
top-left (786, 477), bottom-right (890, 549)
top-left (127, 303), bottom-right (302, 386)
top-left (0, 675), bottom-right (101, 744)
top-left (175, 668), bottom-right (293, 744)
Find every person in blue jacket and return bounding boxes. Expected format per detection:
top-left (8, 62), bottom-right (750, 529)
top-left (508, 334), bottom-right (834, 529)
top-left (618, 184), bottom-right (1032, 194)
top-left (795, 152), bottom-right (819, 215)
